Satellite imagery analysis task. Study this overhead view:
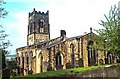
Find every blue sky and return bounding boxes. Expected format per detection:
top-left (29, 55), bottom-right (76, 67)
top-left (2, 0), bottom-right (120, 55)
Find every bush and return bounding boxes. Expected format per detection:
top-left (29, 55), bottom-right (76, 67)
top-left (2, 68), bottom-right (10, 79)
top-left (11, 70), bottom-right (17, 77)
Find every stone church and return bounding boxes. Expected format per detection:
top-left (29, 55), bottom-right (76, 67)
top-left (16, 8), bottom-right (116, 76)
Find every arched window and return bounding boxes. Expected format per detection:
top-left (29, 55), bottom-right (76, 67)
top-left (40, 20), bottom-right (44, 28)
top-left (25, 53), bottom-right (29, 65)
top-left (21, 52), bottom-right (24, 75)
top-left (16, 53), bottom-right (20, 65)
top-left (87, 41), bottom-right (93, 66)
top-left (56, 52), bottom-right (62, 66)
top-left (40, 21), bottom-right (44, 33)
top-left (38, 20), bottom-right (40, 27)
top-left (37, 20), bottom-right (40, 33)
top-left (29, 23), bottom-right (32, 33)
top-left (39, 52), bottom-right (43, 73)
top-left (22, 56), bottom-right (24, 66)
top-left (87, 41), bottom-right (93, 59)
top-left (28, 25), bottom-right (30, 34)
top-left (107, 52), bottom-right (113, 64)
top-left (27, 57), bottom-right (29, 65)
top-left (29, 51), bottom-right (33, 71)
top-left (18, 57), bottom-right (20, 65)
top-left (70, 43), bottom-right (74, 68)
top-left (87, 41), bottom-right (97, 66)
top-left (55, 51), bottom-right (63, 70)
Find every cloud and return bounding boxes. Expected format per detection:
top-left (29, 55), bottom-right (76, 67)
top-left (40, 0), bottom-right (108, 38)
top-left (10, 11), bottom-right (28, 46)
top-left (47, 0), bottom-right (120, 38)
top-left (3, 11), bottom-right (28, 54)
top-left (4, 0), bottom-right (120, 55)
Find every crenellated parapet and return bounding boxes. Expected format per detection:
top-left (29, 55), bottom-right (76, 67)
top-left (29, 8), bottom-right (49, 17)
top-left (27, 8), bottom-right (50, 46)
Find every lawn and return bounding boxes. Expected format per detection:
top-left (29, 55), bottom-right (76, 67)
top-left (12, 64), bottom-right (111, 79)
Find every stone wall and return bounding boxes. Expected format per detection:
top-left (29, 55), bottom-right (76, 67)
top-left (68, 64), bottom-right (120, 77)
top-left (81, 65), bottom-right (120, 77)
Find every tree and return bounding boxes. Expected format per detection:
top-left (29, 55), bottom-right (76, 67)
top-left (0, 0), bottom-right (12, 78)
top-left (2, 50), bottom-right (7, 69)
top-left (0, 0), bottom-right (11, 50)
top-left (6, 58), bottom-right (17, 77)
top-left (94, 5), bottom-right (120, 57)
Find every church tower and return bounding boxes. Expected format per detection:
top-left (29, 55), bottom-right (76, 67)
top-left (27, 8), bottom-right (50, 45)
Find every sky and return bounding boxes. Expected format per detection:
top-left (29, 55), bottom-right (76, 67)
top-left (1, 0), bottom-right (120, 55)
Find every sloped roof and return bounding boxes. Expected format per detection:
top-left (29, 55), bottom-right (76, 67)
top-left (43, 32), bottom-right (96, 49)
top-left (44, 35), bottom-right (83, 49)
top-left (44, 40), bottom-right (65, 48)
top-left (66, 35), bottom-right (83, 41)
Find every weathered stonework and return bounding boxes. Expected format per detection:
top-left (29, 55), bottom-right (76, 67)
top-left (16, 9), bottom-right (116, 76)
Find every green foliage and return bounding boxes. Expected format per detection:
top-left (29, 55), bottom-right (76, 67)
top-left (6, 58), bottom-right (17, 77)
top-left (6, 58), bottom-right (17, 69)
top-left (94, 5), bottom-right (120, 55)
top-left (2, 50), bottom-right (6, 69)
